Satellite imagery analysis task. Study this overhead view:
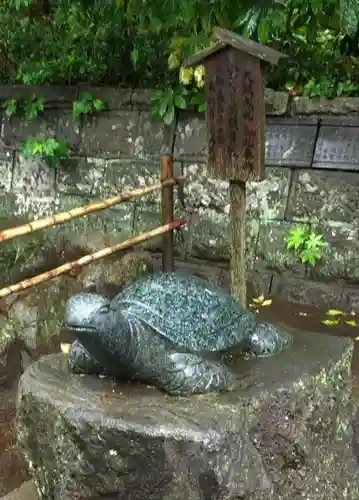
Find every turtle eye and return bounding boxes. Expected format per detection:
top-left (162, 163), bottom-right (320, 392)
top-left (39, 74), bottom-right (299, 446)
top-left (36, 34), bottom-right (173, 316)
top-left (98, 304), bottom-right (110, 315)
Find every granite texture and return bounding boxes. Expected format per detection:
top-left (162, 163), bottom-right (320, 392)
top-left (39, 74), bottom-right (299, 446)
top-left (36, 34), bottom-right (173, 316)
top-left (16, 331), bottom-right (358, 500)
top-left (65, 272), bottom-right (293, 395)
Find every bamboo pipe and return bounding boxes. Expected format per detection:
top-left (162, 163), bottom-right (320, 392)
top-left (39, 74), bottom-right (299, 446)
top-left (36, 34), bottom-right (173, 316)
top-left (0, 177), bottom-right (184, 243)
top-left (0, 219), bottom-right (186, 298)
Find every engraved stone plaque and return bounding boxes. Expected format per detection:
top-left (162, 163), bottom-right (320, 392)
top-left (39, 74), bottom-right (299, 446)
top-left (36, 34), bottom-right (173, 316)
top-left (313, 122), bottom-right (359, 171)
top-left (265, 118), bottom-right (318, 167)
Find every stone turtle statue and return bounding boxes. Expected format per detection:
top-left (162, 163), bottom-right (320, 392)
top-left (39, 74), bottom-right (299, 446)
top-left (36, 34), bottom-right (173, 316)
top-left (65, 272), bottom-right (293, 396)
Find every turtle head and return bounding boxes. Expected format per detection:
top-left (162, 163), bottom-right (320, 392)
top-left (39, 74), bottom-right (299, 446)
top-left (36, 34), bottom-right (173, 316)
top-left (65, 292), bottom-right (112, 335)
top-left (250, 322), bottom-right (294, 357)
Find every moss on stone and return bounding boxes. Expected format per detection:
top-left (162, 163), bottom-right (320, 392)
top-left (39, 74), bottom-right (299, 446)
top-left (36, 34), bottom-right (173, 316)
top-left (8, 277), bottom-right (76, 348)
top-left (0, 317), bottom-right (19, 353)
top-left (3, 250), bottom-right (155, 351)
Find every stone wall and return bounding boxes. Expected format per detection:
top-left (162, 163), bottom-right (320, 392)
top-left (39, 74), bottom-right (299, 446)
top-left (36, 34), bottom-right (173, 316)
top-left (1, 85), bottom-right (359, 307)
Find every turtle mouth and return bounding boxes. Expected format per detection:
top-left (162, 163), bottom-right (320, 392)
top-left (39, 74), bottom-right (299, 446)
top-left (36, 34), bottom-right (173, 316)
top-left (66, 323), bottom-right (97, 334)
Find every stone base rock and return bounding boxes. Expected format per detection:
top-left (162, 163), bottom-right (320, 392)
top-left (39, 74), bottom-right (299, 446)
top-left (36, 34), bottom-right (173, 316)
top-left (16, 330), bottom-right (358, 500)
top-left (0, 481), bottom-right (37, 500)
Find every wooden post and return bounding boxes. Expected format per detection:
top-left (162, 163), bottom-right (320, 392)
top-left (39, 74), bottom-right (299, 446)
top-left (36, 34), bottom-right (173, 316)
top-left (184, 28), bottom-right (287, 306)
top-left (161, 155), bottom-right (175, 272)
top-left (229, 180), bottom-right (246, 305)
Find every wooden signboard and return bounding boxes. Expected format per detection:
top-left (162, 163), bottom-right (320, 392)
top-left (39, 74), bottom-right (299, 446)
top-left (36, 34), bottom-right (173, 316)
top-left (186, 28), bottom-right (286, 183)
top-left (205, 47), bottom-right (265, 182)
top-left (185, 28), bottom-right (287, 305)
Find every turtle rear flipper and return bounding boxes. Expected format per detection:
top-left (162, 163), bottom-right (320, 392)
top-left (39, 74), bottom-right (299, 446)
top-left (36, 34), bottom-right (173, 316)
top-left (249, 323), bottom-right (293, 358)
top-left (144, 350), bottom-right (236, 396)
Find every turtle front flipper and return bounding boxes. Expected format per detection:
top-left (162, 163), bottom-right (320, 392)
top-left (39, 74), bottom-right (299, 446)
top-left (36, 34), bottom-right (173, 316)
top-left (248, 322), bottom-right (294, 357)
top-left (68, 340), bottom-right (109, 376)
top-left (144, 349), bottom-right (236, 396)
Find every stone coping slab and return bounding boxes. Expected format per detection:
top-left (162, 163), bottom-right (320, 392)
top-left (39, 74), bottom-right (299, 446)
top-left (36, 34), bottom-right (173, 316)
top-left (15, 329), bottom-right (358, 499)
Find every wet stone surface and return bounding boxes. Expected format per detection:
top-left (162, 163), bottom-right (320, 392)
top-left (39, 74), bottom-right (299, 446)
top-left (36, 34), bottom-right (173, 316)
top-left (16, 329), bottom-right (357, 500)
top-left (287, 169), bottom-right (359, 223)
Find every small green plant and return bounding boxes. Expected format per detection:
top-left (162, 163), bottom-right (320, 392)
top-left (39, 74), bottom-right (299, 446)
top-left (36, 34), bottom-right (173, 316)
top-left (151, 87), bottom-right (188, 125)
top-left (285, 226), bottom-right (327, 267)
top-left (21, 137), bottom-right (70, 168)
top-left (151, 56), bottom-right (206, 125)
top-left (24, 96), bottom-right (45, 121)
top-left (3, 99), bottom-right (18, 119)
top-left (72, 92), bottom-right (105, 120)
top-left (3, 96), bottom-right (45, 120)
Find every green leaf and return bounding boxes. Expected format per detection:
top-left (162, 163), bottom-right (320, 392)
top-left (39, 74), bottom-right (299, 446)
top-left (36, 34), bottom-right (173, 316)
top-left (21, 137), bottom-right (69, 167)
top-left (326, 309), bottom-right (345, 316)
top-left (4, 99), bottom-right (17, 119)
top-left (257, 18), bottom-right (270, 44)
top-left (300, 249), bottom-right (317, 266)
top-left (72, 99), bottom-right (92, 119)
top-left (130, 47), bottom-right (139, 67)
top-left (93, 99), bottom-right (105, 111)
top-left (198, 103), bottom-right (206, 112)
top-left (158, 97), bottom-right (169, 118)
top-left (80, 92), bottom-right (93, 102)
top-left (253, 295), bottom-right (264, 303)
top-left (286, 226), bottom-right (309, 250)
top-left (24, 97), bottom-right (44, 121)
top-left (322, 319), bottom-right (340, 326)
top-left (174, 94), bottom-right (186, 109)
top-left (345, 320), bottom-right (358, 327)
top-left (163, 104), bottom-right (175, 125)
top-left (305, 232), bottom-right (326, 251)
top-left (168, 52), bottom-right (181, 70)
top-left (14, 0), bottom-right (32, 10)
top-left (340, 0), bottom-right (359, 37)
top-left (54, 140), bottom-right (70, 158)
top-left (42, 138), bottom-right (58, 155)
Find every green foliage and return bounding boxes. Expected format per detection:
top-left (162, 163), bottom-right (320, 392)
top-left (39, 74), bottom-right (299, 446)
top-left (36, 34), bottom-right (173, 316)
top-left (24, 96), bottom-right (45, 121)
top-left (151, 88), bottom-right (185, 125)
top-left (286, 226), bottom-right (327, 267)
top-left (150, 62), bottom-right (206, 124)
top-left (22, 138), bottom-right (70, 168)
top-left (0, 0), bottom-right (358, 94)
top-left (72, 91), bottom-right (105, 119)
top-left (3, 96), bottom-right (44, 120)
top-left (3, 99), bottom-right (17, 119)
top-left (13, 0), bottom-right (32, 9)
top-left (1, 0), bottom-right (359, 126)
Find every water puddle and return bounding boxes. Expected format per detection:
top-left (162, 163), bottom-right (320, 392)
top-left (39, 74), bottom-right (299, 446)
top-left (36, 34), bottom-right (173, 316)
top-left (256, 299), bottom-right (359, 379)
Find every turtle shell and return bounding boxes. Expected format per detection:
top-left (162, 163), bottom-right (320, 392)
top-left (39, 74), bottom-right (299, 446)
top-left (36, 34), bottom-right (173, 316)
top-left (111, 272), bottom-right (257, 352)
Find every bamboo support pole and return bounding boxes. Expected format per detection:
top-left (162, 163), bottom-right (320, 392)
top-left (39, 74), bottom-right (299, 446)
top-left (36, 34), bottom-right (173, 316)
top-left (229, 180), bottom-right (246, 306)
top-left (0, 219), bottom-right (186, 299)
top-left (161, 156), bottom-right (175, 272)
top-left (0, 177), bottom-right (184, 243)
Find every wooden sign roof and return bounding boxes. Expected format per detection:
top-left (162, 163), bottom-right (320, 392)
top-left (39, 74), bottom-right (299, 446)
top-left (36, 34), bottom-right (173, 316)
top-left (184, 27), bottom-right (287, 68)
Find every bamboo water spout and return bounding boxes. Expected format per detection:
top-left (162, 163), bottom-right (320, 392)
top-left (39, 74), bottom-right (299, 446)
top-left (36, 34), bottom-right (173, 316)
top-left (0, 177), bottom-right (184, 243)
top-left (0, 219), bottom-right (186, 298)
